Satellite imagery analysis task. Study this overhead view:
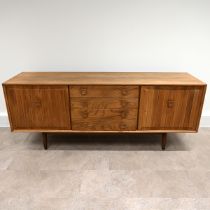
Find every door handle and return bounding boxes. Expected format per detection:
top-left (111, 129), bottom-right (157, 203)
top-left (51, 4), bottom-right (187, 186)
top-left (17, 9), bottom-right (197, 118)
top-left (167, 100), bottom-right (175, 108)
top-left (80, 87), bottom-right (88, 96)
top-left (31, 100), bottom-right (41, 108)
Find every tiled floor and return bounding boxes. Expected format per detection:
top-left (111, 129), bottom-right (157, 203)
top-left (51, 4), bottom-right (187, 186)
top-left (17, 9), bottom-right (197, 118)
top-left (0, 128), bottom-right (210, 210)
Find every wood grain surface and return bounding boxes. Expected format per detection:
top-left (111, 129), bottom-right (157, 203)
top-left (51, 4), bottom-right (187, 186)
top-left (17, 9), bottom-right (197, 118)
top-left (5, 85), bottom-right (71, 130)
top-left (72, 119), bottom-right (137, 131)
top-left (70, 85), bottom-right (139, 97)
top-left (70, 85), bottom-right (139, 131)
top-left (71, 108), bottom-right (137, 120)
top-left (3, 72), bottom-right (205, 85)
top-left (70, 98), bottom-right (138, 109)
top-left (2, 72), bottom-right (206, 134)
top-left (138, 86), bottom-right (205, 131)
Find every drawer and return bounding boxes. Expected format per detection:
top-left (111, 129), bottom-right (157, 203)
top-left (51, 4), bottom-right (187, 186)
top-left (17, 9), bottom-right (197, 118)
top-left (71, 108), bottom-right (138, 121)
top-left (71, 98), bottom-right (138, 109)
top-left (72, 119), bottom-right (137, 131)
top-left (70, 85), bottom-right (139, 98)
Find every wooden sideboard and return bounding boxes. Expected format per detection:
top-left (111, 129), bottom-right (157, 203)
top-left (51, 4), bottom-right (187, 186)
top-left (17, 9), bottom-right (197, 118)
top-left (2, 72), bottom-right (206, 150)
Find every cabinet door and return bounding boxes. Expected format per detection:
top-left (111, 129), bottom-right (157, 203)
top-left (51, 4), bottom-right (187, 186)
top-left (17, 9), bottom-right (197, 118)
top-left (138, 86), bottom-right (205, 131)
top-left (5, 85), bottom-right (71, 130)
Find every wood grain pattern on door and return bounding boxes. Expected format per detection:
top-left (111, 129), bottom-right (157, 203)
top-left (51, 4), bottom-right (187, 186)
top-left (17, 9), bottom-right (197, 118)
top-left (138, 86), bottom-right (205, 131)
top-left (5, 85), bottom-right (71, 130)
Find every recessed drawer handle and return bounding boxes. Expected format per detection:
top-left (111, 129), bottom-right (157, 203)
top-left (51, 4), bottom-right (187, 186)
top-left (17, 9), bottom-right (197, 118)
top-left (119, 123), bottom-right (127, 130)
top-left (167, 100), bottom-right (175, 108)
top-left (121, 89), bottom-right (128, 96)
top-left (80, 87), bottom-right (88, 96)
top-left (121, 111), bottom-right (127, 119)
top-left (31, 101), bottom-right (41, 108)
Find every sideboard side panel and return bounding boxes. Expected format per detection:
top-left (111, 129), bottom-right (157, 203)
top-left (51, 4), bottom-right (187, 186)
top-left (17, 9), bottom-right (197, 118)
top-left (2, 85), bottom-right (14, 131)
top-left (195, 85), bottom-right (207, 131)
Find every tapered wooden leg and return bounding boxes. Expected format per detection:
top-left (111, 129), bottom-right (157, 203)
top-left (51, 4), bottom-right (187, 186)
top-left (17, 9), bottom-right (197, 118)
top-left (161, 133), bottom-right (167, 150)
top-left (42, 133), bottom-right (48, 150)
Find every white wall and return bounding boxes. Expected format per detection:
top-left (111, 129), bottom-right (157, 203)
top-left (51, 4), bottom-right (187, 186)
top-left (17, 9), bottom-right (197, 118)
top-left (0, 0), bottom-right (210, 126)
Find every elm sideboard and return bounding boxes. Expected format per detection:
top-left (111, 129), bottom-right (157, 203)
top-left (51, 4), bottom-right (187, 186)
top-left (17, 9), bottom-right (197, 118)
top-left (2, 72), bottom-right (206, 150)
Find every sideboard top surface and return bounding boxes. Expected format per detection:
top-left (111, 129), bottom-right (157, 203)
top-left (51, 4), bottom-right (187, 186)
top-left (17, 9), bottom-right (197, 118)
top-left (3, 72), bottom-right (206, 85)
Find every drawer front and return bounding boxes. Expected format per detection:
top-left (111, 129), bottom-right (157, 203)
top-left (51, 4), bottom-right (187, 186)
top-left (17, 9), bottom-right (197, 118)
top-left (72, 119), bottom-right (137, 131)
top-left (71, 108), bottom-right (137, 121)
top-left (70, 85), bottom-right (139, 98)
top-left (71, 98), bottom-right (138, 109)
top-left (138, 86), bottom-right (205, 130)
top-left (5, 85), bottom-right (71, 130)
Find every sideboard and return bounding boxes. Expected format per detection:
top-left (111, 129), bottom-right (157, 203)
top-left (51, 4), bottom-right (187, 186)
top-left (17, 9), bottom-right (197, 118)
top-left (2, 72), bottom-right (206, 150)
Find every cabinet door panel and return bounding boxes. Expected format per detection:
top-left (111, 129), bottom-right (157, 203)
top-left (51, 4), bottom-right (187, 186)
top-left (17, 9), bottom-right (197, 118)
top-left (6, 85), bottom-right (71, 129)
top-left (138, 86), bottom-right (205, 130)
